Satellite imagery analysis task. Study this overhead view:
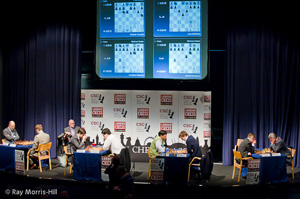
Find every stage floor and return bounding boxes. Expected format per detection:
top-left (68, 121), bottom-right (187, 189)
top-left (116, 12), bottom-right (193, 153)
top-left (24, 158), bottom-right (300, 186)
top-left (2, 159), bottom-right (300, 199)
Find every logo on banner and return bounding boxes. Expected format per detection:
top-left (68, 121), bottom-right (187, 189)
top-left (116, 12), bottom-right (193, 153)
top-left (113, 108), bottom-right (128, 118)
top-left (114, 121), bottom-right (126, 132)
top-left (204, 113), bottom-right (211, 120)
top-left (81, 119), bottom-right (85, 126)
top-left (204, 94), bottom-right (211, 103)
top-left (81, 110), bottom-right (85, 117)
top-left (160, 123), bottom-right (172, 134)
top-left (91, 121), bottom-right (105, 131)
top-left (204, 104), bottom-right (211, 111)
top-left (137, 108), bottom-right (149, 119)
top-left (159, 109), bottom-right (174, 119)
top-left (183, 95), bottom-right (199, 106)
top-left (81, 102), bottom-right (85, 109)
top-left (92, 107), bottom-right (103, 118)
top-left (136, 94), bottom-right (151, 105)
top-left (183, 123), bottom-right (198, 134)
top-left (203, 131), bottom-right (211, 137)
top-left (81, 93), bottom-right (85, 100)
top-left (101, 156), bottom-right (113, 166)
top-left (136, 122), bottom-right (151, 133)
top-left (114, 94), bottom-right (126, 105)
top-left (91, 94), bottom-right (105, 104)
top-left (160, 95), bottom-right (173, 105)
top-left (184, 108), bottom-right (197, 119)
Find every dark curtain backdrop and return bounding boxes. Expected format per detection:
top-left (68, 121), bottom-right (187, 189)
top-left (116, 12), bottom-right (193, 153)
top-left (2, 22), bottom-right (82, 158)
top-left (223, 2), bottom-right (300, 167)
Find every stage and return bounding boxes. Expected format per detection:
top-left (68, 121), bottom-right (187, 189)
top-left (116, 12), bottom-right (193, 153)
top-left (1, 159), bottom-right (300, 199)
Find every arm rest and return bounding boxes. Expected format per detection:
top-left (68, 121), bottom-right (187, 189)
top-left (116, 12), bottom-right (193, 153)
top-left (241, 157), bottom-right (253, 160)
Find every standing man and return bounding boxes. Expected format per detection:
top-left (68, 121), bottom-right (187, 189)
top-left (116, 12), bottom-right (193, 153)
top-left (2, 121), bottom-right (20, 143)
top-left (64, 119), bottom-right (80, 139)
top-left (268, 132), bottom-right (291, 163)
top-left (179, 131), bottom-right (202, 159)
top-left (149, 130), bottom-right (167, 157)
top-left (29, 124), bottom-right (50, 169)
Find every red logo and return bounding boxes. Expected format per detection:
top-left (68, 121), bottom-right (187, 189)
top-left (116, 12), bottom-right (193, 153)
top-left (81, 93), bottom-right (85, 100)
top-left (160, 95), bottom-right (173, 105)
top-left (81, 110), bottom-right (85, 117)
top-left (101, 156), bottom-right (113, 166)
top-left (160, 123), bottom-right (172, 134)
top-left (203, 131), bottom-right (211, 137)
top-left (92, 107), bottom-right (103, 118)
top-left (137, 108), bottom-right (149, 119)
top-left (114, 121), bottom-right (126, 132)
top-left (204, 95), bottom-right (211, 102)
top-left (204, 113), bottom-right (211, 120)
top-left (114, 94), bottom-right (126, 105)
top-left (184, 108), bottom-right (197, 119)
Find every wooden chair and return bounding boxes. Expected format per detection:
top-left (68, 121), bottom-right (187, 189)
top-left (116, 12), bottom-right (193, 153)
top-left (188, 156), bottom-right (202, 182)
top-left (287, 148), bottom-right (296, 179)
top-left (232, 149), bottom-right (253, 182)
top-left (235, 139), bottom-right (244, 151)
top-left (63, 146), bottom-right (73, 175)
top-left (147, 148), bottom-right (156, 181)
top-left (27, 142), bottom-right (52, 172)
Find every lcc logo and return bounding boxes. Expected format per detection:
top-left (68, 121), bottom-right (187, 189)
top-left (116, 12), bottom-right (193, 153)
top-left (160, 94), bottom-right (173, 105)
top-left (92, 107), bottom-right (103, 118)
top-left (114, 94), bottom-right (126, 105)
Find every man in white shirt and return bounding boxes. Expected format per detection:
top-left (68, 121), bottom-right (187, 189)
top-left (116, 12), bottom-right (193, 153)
top-left (102, 128), bottom-right (131, 172)
top-left (102, 128), bottom-right (124, 155)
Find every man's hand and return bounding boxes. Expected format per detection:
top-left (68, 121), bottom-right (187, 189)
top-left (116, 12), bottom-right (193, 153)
top-left (83, 135), bottom-right (87, 141)
top-left (113, 186), bottom-right (120, 191)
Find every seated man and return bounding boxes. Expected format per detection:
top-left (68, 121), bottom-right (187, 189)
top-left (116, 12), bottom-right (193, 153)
top-left (149, 130), bottom-right (167, 157)
top-left (237, 133), bottom-right (256, 165)
top-left (268, 132), bottom-right (291, 163)
top-left (179, 131), bottom-right (202, 159)
top-left (102, 128), bottom-right (131, 172)
top-left (68, 128), bottom-right (87, 164)
top-left (29, 124), bottom-right (50, 169)
top-left (57, 119), bottom-right (80, 166)
top-left (3, 121), bottom-right (20, 143)
top-left (102, 128), bottom-right (125, 155)
top-left (64, 119), bottom-right (80, 139)
top-left (113, 166), bottom-right (136, 199)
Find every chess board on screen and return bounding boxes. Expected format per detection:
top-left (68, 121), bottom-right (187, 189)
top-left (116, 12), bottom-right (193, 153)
top-left (97, 0), bottom-right (208, 79)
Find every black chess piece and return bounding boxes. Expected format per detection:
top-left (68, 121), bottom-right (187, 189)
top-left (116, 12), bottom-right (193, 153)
top-left (193, 126), bottom-right (198, 134)
top-left (146, 125), bottom-right (151, 132)
top-left (169, 112), bottom-right (174, 119)
top-left (123, 111), bottom-right (127, 118)
top-left (146, 97), bottom-right (151, 104)
top-left (193, 98), bottom-right (198, 105)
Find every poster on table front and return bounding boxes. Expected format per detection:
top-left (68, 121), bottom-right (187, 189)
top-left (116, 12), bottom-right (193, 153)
top-left (81, 90), bottom-right (211, 162)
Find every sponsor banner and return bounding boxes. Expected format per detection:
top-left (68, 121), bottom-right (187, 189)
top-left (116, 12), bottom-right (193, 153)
top-left (150, 158), bottom-right (165, 184)
top-left (114, 121), bottom-right (126, 132)
top-left (246, 159), bottom-right (261, 184)
top-left (81, 89), bottom-right (211, 162)
top-left (184, 108), bottom-right (197, 119)
top-left (92, 107), bottom-right (103, 118)
top-left (137, 108), bottom-right (150, 119)
top-left (160, 123), bottom-right (172, 134)
top-left (114, 94), bottom-right (126, 105)
top-left (15, 150), bottom-right (25, 175)
top-left (160, 94), bottom-right (173, 105)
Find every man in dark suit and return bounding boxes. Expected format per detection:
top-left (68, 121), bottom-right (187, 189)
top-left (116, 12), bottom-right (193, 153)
top-left (179, 131), bottom-right (202, 159)
top-left (67, 128), bottom-right (87, 164)
top-left (268, 132), bottom-right (291, 163)
top-left (2, 121), bottom-right (20, 143)
top-left (64, 119), bottom-right (80, 139)
top-left (238, 133), bottom-right (256, 166)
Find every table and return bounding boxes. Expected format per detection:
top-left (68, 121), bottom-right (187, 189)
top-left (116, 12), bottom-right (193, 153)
top-left (157, 151), bottom-right (190, 185)
top-left (73, 150), bottom-right (109, 181)
top-left (251, 153), bottom-right (288, 184)
top-left (0, 144), bottom-right (33, 173)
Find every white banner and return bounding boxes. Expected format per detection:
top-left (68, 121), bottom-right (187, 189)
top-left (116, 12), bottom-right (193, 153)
top-left (81, 90), bottom-right (211, 162)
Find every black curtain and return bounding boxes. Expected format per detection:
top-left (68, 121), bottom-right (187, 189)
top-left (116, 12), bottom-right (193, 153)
top-left (1, 2), bottom-right (82, 158)
top-left (223, 2), bottom-right (300, 167)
